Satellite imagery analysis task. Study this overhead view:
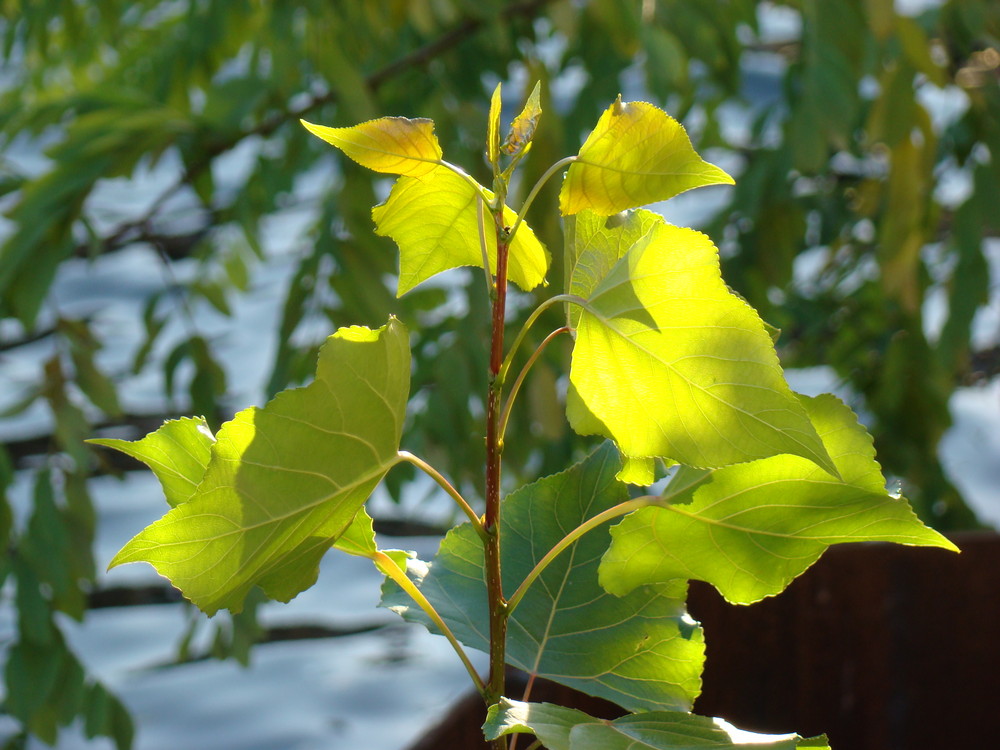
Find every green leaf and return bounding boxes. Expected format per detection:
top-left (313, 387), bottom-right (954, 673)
top-left (382, 444), bottom-right (705, 712)
top-left (487, 82), bottom-right (503, 167)
top-left (484, 699), bottom-right (831, 750)
top-left (109, 319), bottom-right (411, 615)
top-left (372, 165), bottom-right (549, 296)
top-left (567, 216), bottom-right (836, 475)
top-left (301, 117), bottom-right (442, 177)
top-left (502, 81), bottom-right (541, 157)
top-left (563, 208), bottom-right (660, 328)
top-left (560, 97), bottom-right (733, 216)
top-left (600, 394), bottom-right (959, 605)
top-left (88, 417), bottom-right (215, 508)
top-left (483, 698), bottom-right (598, 749)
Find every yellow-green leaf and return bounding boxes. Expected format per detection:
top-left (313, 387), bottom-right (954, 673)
top-left (373, 166), bottom-right (549, 296)
top-left (88, 417), bottom-right (215, 508)
top-left (600, 394), bottom-right (959, 604)
top-left (109, 319), bottom-right (410, 616)
top-left (487, 82), bottom-right (503, 166)
top-left (301, 117), bottom-right (442, 177)
top-left (568, 214), bottom-right (836, 475)
top-left (560, 97), bottom-right (733, 216)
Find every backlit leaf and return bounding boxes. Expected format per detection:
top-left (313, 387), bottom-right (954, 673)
top-left (484, 699), bottom-right (831, 750)
top-left (563, 208), bottom-right (660, 328)
top-left (89, 417), bottom-right (215, 508)
top-left (560, 97), bottom-right (733, 216)
top-left (487, 83), bottom-right (503, 166)
top-left (109, 319), bottom-right (410, 615)
top-left (567, 216), bottom-right (836, 475)
top-left (301, 117), bottom-right (442, 177)
top-left (600, 394), bottom-right (959, 604)
top-left (373, 165), bottom-right (549, 295)
top-left (382, 444), bottom-right (705, 712)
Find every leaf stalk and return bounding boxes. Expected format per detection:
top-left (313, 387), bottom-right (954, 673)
top-left (508, 155), bottom-right (577, 245)
top-left (505, 495), bottom-right (659, 615)
top-left (499, 326), bottom-right (570, 441)
top-left (397, 451), bottom-right (485, 538)
top-left (374, 551), bottom-right (486, 696)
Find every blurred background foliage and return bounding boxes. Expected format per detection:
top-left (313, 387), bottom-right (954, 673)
top-left (0, 0), bottom-right (997, 747)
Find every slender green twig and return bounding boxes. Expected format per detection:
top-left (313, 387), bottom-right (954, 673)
top-left (398, 451), bottom-right (485, 538)
top-left (508, 155), bottom-right (577, 244)
top-left (438, 159), bottom-right (493, 203)
top-left (505, 496), bottom-right (659, 615)
top-left (374, 551), bottom-right (486, 696)
top-left (498, 326), bottom-right (570, 441)
top-left (499, 293), bottom-right (585, 385)
top-left (477, 195), bottom-right (496, 297)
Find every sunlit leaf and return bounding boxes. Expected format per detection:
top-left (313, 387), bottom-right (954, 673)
top-left (560, 97), bottom-right (733, 216)
top-left (109, 319), bottom-right (410, 615)
top-left (382, 444), bottom-right (705, 712)
top-left (301, 117), bottom-right (442, 177)
top-left (567, 216), bottom-right (836, 475)
top-left (373, 165), bottom-right (549, 295)
top-left (89, 417), bottom-right (215, 508)
top-left (484, 699), bottom-right (831, 750)
top-left (600, 394), bottom-right (959, 604)
top-left (487, 83), bottom-right (503, 166)
top-left (563, 208), bottom-right (660, 328)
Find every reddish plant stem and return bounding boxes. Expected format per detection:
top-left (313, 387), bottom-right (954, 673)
top-left (484, 213), bottom-right (511, 745)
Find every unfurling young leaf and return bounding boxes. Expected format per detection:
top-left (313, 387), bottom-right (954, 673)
top-left (301, 117), bottom-right (442, 177)
top-left (107, 319), bottom-right (411, 615)
top-left (501, 81), bottom-right (541, 157)
top-left (487, 83), bottom-right (503, 166)
top-left (560, 97), bottom-right (733, 216)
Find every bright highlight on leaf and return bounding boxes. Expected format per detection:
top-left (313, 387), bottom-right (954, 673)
top-left (88, 416), bottom-right (214, 508)
top-left (373, 165), bottom-right (549, 296)
top-left (484, 699), bottom-right (831, 750)
top-left (567, 211), bottom-right (836, 475)
top-left (381, 444), bottom-right (705, 712)
top-left (600, 394), bottom-right (959, 604)
top-left (487, 83), bottom-right (503, 166)
top-left (560, 97), bottom-right (734, 216)
top-left (301, 117), bottom-right (442, 177)
top-left (107, 319), bottom-right (411, 616)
